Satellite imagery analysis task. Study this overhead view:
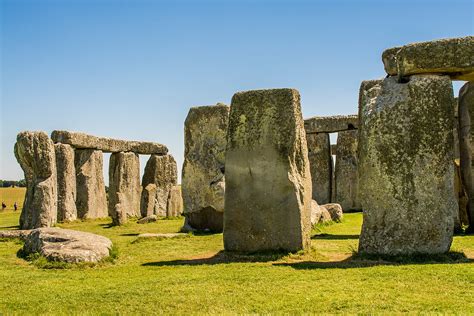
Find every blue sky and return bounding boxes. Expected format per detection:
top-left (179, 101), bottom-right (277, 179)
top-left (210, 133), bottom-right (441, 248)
top-left (1, 0), bottom-right (473, 182)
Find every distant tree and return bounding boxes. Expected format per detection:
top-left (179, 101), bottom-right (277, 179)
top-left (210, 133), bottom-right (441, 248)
top-left (17, 179), bottom-right (27, 187)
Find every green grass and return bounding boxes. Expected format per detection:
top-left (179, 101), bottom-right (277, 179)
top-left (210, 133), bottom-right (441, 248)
top-left (0, 187), bottom-right (473, 314)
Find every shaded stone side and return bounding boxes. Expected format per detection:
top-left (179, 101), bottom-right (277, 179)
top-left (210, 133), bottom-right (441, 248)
top-left (55, 143), bottom-right (77, 222)
top-left (140, 154), bottom-right (177, 217)
top-left (167, 185), bottom-right (183, 217)
top-left (334, 130), bottom-right (361, 211)
top-left (14, 131), bottom-right (58, 229)
top-left (182, 103), bottom-right (229, 232)
top-left (51, 130), bottom-right (168, 155)
top-left (109, 152), bottom-right (141, 225)
top-left (382, 36), bottom-right (474, 81)
top-left (459, 81), bottom-right (474, 232)
top-left (306, 133), bottom-right (332, 204)
top-left (224, 88), bottom-right (312, 252)
top-left (75, 149), bottom-right (107, 219)
top-left (358, 75), bottom-right (456, 255)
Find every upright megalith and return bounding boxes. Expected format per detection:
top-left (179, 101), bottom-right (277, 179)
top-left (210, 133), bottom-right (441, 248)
top-left (459, 82), bottom-right (474, 232)
top-left (140, 154), bottom-right (177, 217)
top-left (55, 143), bottom-right (77, 222)
top-left (224, 88), bottom-right (312, 252)
top-left (75, 149), bottom-right (107, 219)
top-left (335, 130), bottom-right (360, 211)
top-left (358, 76), bottom-right (456, 255)
top-left (182, 103), bottom-right (229, 232)
top-left (306, 133), bottom-right (332, 204)
top-left (109, 152), bottom-right (141, 225)
top-left (14, 131), bottom-right (57, 229)
top-left (167, 185), bottom-right (183, 217)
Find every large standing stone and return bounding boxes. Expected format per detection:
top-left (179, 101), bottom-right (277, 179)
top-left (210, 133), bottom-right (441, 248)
top-left (334, 130), bottom-right (361, 211)
top-left (75, 149), bottom-right (107, 219)
top-left (382, 36), bottom-right (474, 81)
top-left (167, 185), bottom-right (183, 217)
top-left (109, 152), bottom-right (141, 225)
top-left (358, 75), bottom-right (456, 255)
top-left (182, 103), bottom-right (229, 232)
top-left (55, 143), bottom-right (77, 222)
top-left (224, 88), bottom-right (312, 252)
top-left (14, 132), bottom-right (58, 229)
top-left (51, 130), bottom-right (168, 155)
top-left (306, 133), bottom-right (332, 204)
top-left (459, 81), bottom-right (474, 232)
top-left (140, 154), bottom-right (177, 217)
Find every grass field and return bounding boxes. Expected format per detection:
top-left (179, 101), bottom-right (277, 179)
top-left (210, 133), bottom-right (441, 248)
top-left (0, 187), bottom-right (473, 314)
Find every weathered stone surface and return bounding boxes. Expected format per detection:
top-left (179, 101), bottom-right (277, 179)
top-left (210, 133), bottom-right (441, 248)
top-left (321, 203), bottom-right (343, 222)
top-left (109, 152), bottom-right (141, 225)
top-left (75, 149), bottom-right (107, 219)
top-left (14, 131), bottom-right (57, 229)
top-left (310, 200), bottom-right (321, 226)
top-left (334, 130), bottom-right (361, 211)
top-left (304, 115), bottom-right (358, 134)
top-left (182, 103), bottom-right (229, 232)
top-left (22, 228), bottom-right (112, 263)
top-left (224, 88), bottom-right (312, 252)
top-left (0, 230), bottom-right (31, 240)
top-left (51, 130), bottom-right (168, 155)
top-left (454, 160), bottom-right (468, 232)
top-left (137, 215), bottom-right (158, 224)
top-left (55, 143), bottom-right (77, 222)
top-left (358, 75), bottom-right (456, 255)
top-left (319, 206), bottom-right (332, 223)
top-left (306, 133), bottom-right (332, 204)
top-left (459, 81), bottom-right (474, 232)
top-left (140, 154), bottom-right (177, 217)
top-left (167, 185), bottom-right (183, 217)
top-left (382, 36), bottom-right (474, 81)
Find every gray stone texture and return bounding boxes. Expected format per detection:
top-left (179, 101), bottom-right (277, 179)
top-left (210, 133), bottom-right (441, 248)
top-left (321, 203), bottom-right (343, 222)
top-left (306, 133), bottom-right (332, 204)
top-left (224, 88), bottom-right (312, 252)
top-left (74, 149), bottom-right (108, 219)
top-left (304, 115), bottom-right (358, 134)
top-left (358, 75), bottom-right (456, 255)
top-left (51, 130), bottom-right (168, 155)
top-left (335, 130), bottom-right (361, 211)
top-left (167, 185), bottom-right (183, 217)
top-left (109, 152), bottom-right (141, 225)
top-left (140, 154), bottom-right (177, 217)
top-left (22, 228), bottom-right (112, 263)
top-left (182, 103), bottom-right (229, 232)
top-left (459, 81), bottom-right (474, 231)
top-left (382, 36), bottom-right (474, 81)
top-left (55, 143), bottom-right (77, 222)
top-left (14, 131), bottom-right (58, 229)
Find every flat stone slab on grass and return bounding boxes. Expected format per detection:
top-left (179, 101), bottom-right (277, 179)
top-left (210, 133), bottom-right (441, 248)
top-left (0, 230), bottom-right (31, 240)
top-left (304, 115), bottom-right (358, 134)
top-left (382, 36), bottom-right (474, 81)
top-left (51, 130), bottom-right (168, 155)
top-left (22, 228), bottom-right (112, 263)
top-left (137, 233), bottom-right (188, 239)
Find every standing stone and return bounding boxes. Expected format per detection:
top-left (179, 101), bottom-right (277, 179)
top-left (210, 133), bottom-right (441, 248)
top-left (306, 133), bottom-right (332, 204)
top-left (358, 75), bottom-right (456, 255)
top-left (14, 131), bottom-right (57, 229)
top-left (75, 149), bottom-right (107, 219)
top-left (109, 152), bottom-right (141, 225)
top-left (459, 81), bottom-right (474, 232)
top-left (224, 88), bottom-right (312, 252)
top-left (167, 185), bottom-right (183, 217)
top-left (182, 104), bottom-right (229, 232)
top-left (140, 154), bottom-right (177, 217)
top-left (55, 143), bottom-right (77, 222)
top-left (334, 130), bottom-right (361, 211)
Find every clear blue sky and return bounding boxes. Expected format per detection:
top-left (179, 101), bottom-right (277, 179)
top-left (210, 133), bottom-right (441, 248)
top-left (1, 0), bottom-right (473, 183)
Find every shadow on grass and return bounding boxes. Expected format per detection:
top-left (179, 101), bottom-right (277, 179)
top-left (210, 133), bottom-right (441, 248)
top-left (120, 233), bottom-right (140, 237)
top-left (274, 251), bottom-right (473, 270)
top-left (142, 250), bottom-right (289, 266)
top-left (311, 233), bottom-right (359, 240)
top-left (99, 223), bottom-right (114, 229)
top-left (0, 225), bottom-right (20, 229)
